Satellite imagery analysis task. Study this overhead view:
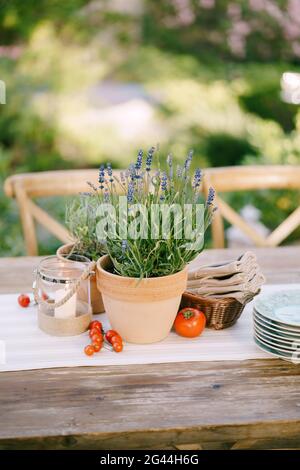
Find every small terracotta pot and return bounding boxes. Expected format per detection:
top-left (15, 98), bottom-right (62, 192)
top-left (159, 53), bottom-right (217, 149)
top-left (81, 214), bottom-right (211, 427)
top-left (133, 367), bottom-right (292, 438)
top-left (56, 243), bottom-right (105, 314)
top-left (96, 255), bottom-right (188, 344)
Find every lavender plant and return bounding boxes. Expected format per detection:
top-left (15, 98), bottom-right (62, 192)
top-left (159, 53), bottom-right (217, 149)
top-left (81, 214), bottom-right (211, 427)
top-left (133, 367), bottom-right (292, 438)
top-left (66, 148), bottom-right (216, 278)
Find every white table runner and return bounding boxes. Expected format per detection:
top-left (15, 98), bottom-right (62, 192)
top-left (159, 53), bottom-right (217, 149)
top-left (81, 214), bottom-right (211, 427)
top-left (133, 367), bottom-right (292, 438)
top-left (0, 284), bottom-right (297, 372)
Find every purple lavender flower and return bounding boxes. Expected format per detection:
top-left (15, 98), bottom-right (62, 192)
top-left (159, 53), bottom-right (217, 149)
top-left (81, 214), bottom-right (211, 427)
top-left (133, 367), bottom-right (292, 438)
top-left (160, 172), bottom-right (168, 200)
top-left (184, 150), bottom-right (193, 172)
top-left (193, 168), bottom-right (202, 188)
top-left (206, 187), bottom-right (215, 207)
top-left (106, 162), bottom-right (114, 183)
top-left (146, 146), bottom-right (155, 172)
top-left (98, 164), bottom-right (105, 190)
top-left (176, 165), bottom-right (183, 178)
top-left (128, 163), bottom-right (136, 181)
top-left (127, 181), bottom-right (135, 203)
top-left (135, 149), bottom-right (143, 170)
top-left (161, 172), bottom-right (168, 191)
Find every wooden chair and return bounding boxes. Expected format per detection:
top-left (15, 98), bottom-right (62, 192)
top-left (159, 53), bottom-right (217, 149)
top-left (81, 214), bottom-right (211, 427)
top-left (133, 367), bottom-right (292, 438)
top-left (5, 165), bottom-right (300, 255)
top-left (4, 169), bottom-right (101, 255)
top-left (204, 165), bottom-right (300, 248)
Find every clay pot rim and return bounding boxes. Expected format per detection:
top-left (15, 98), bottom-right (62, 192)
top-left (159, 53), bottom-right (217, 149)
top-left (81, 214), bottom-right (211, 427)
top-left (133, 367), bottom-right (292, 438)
top-left (57, 242), bottom-right (75, 254)
top-left (97, 254), bottom-right (188, 282)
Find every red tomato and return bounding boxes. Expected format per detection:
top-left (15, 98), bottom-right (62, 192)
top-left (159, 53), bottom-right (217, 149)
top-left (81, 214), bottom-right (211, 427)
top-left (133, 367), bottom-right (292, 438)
top-left (174, 308), bottom-right (206, 338)
top-left (112, 342), bottom-right (123, 353)
top-left (84, 345), bottom-right (94, 356)
top-left (89, 320), bottom-right (102, 331)
top-left (89, 328), bottom-right (101, 339)
top-left (91, 334), bottom-right (103, 345)
top-left (93, 343), bottom-right (103, 353)
top-left (105, 330), bottom-right (122, 344)
top-left (111, 335), bottom-right (122, 345)
top-left (18, 294), bottom-right (30, 308)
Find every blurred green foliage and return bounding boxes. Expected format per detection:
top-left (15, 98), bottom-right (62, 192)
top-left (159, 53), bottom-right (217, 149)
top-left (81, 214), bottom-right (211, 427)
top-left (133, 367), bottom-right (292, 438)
top-left (0, 0), bottom-right (300, 255)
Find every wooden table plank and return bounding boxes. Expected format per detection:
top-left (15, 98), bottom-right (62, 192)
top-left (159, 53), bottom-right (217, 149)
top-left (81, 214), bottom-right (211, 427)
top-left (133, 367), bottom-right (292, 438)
top-left (0, 247), bottom-right (300, 449)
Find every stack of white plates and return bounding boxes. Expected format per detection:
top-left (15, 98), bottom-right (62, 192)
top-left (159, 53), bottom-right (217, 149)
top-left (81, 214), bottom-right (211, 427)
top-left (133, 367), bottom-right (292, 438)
top-left (253, 290), bottom-right (300, 363)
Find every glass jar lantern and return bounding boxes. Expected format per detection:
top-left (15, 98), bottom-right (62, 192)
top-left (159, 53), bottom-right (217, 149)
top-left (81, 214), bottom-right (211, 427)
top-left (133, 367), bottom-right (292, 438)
top-left (34, 254), bottom-right (93, 336)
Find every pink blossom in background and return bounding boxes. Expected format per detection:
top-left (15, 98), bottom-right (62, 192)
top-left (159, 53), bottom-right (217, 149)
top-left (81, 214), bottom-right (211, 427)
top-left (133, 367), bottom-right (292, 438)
top-left (172, 0), bottom-right (195, 26)
top-left (249, 0), bottom-right (265, 12)
top-left (227, 19), bottom-right (251, 58)
top-left (283, 21), bottom-right (300, 41)
top-left (199, 0), bottom-right (215, 9)
top-left (264, 0), bottom-right (284, 24)
top-left (159, 0), bottom-right (300, 60)
top-left (227, 2), bottom-right (241, 19)
top-left (228, 33), bottom-right (245, 57)
top-left (288, 0), bottom-right (300, 25)
top-left (0, 46), bottom-right (22, 59)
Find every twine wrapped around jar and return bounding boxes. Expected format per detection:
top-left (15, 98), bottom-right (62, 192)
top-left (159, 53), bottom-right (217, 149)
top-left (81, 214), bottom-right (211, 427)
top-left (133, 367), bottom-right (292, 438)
top-left (33, 261), bottom-right (95, 309)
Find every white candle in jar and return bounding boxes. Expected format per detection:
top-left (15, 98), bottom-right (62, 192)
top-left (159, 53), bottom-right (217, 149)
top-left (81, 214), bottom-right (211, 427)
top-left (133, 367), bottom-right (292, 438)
top-left (54, 286), bottom-right (77, 319)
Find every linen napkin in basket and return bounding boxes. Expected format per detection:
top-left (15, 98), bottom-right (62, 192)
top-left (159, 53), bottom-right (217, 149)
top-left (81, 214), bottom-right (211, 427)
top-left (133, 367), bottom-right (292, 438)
top-left (188, 251), bottom-right (257, 280)
top-left (187, 251), bottom-right (265, 303)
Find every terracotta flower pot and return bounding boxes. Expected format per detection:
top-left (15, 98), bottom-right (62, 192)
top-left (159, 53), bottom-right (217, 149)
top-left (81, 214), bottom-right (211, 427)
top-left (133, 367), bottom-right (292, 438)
top-left (96, 255), bottom-right (188, 344)
top-left (56, 243), bottom-right (105, 314)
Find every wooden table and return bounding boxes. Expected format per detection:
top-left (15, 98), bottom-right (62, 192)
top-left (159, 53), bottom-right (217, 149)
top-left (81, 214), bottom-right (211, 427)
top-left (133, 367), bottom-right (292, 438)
top-left (0, 247), bottom-right (300, 450)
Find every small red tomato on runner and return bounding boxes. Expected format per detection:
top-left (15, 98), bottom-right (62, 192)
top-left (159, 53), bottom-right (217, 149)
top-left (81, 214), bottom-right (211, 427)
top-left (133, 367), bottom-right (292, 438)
top-left (174, 308), bottom-right (206, 338)
top-left (91, 335), bottom-right (103, 346)
top-left (93, 342), bottom-right (103, 353)
top-left (105, 330), bottom-right (122, 344)
top-left (89, 327), bottom-right (102, 339)
top-left (89, 320), bottom-right (102, 331)
top-left (112, 342), bottom-right (123, 353)
top-left (18, 294), bottom-right (30, 308)
top-left (84, 345), bottom-right (94, 356)
top-left (111, 335), bottom-right (122, 346)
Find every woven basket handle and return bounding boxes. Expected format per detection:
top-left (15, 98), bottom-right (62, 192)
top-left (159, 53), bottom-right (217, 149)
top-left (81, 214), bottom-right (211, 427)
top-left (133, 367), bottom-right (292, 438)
top-left (33, 261), bottom-right (96, 310)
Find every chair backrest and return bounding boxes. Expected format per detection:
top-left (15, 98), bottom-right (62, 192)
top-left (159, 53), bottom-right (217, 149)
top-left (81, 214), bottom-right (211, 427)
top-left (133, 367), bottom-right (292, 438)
top-left (203, 165), bottom-right (300, 248)
top-left (6, 165), bottom-right (300, 255)
top-left (4, 169), bottom-right (101, 255)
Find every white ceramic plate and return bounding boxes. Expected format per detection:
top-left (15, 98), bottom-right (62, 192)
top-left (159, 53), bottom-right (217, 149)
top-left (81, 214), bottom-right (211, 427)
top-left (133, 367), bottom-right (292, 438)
top-left (253, 309), bottom-right (300, 335)
top-left (253, 321), bottom-right (300, 347)
top-left (255, 290), bottom-right (300, 327)
top-left (254, 336), bottom-right (300, 363)
top-left (254, 327), bottom-right (300, 352)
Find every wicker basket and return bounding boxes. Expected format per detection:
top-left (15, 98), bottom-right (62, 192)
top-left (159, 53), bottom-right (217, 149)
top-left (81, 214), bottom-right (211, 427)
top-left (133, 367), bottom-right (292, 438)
top-left (180, 291), bottom-right (255, 330)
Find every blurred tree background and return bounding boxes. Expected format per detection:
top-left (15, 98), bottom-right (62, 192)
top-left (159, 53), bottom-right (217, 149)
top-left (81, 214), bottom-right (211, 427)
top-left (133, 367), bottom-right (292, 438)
top-left (1, 0), bottom-right (300, 255)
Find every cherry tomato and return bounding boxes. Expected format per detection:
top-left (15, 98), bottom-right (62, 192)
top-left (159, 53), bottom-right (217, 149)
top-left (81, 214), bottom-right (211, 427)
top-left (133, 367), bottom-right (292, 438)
top-left (89, 320), bottom-right (102, 331)
top-left (111, 334), bottom-right (122, 344)
top-left (105, 330), bottom-right (122, 344)
top-left (18, 294), bottom-right (30, 308)
top-left (174, 308), bottom-right (206, 338)
top-left (112, 342), bottom-right (123, 353)
top-left (91, 334), bottom-right (103, 345)
top-left (84, 345), bottom-right (94, 356)
top-left (93, 343), bottom-right (103, 353)
top-left (89, 328), bottom-right (102, 339)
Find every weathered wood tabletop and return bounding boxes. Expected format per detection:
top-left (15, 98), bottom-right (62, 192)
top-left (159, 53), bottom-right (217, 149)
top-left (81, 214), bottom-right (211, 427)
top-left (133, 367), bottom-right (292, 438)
top-left (0, 247), bottom-right (300, 450)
